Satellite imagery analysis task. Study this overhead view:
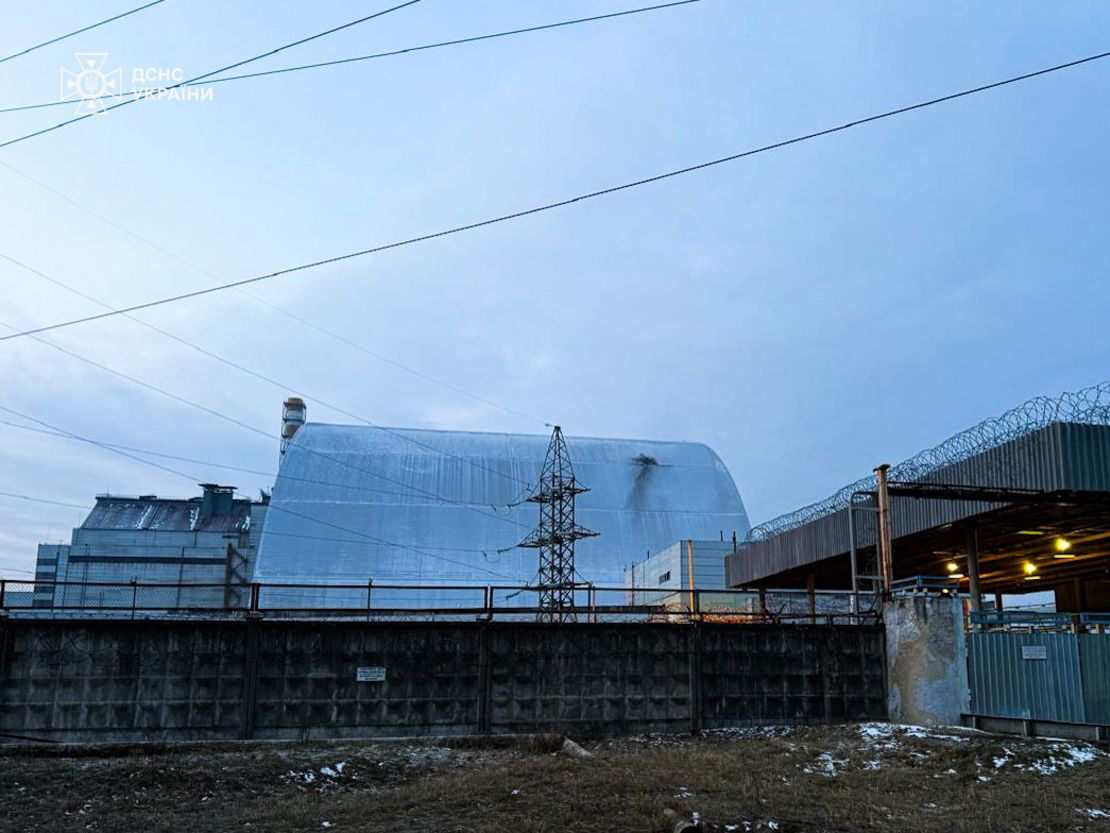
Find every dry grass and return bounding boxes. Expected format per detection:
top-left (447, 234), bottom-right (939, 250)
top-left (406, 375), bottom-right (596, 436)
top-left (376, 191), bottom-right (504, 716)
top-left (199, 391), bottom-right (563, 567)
top-left (3, 725), bottom-right (1110, 833)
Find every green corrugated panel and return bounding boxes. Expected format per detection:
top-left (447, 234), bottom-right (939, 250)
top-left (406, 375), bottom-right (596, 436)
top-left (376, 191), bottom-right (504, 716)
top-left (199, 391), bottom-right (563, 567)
top-left (1078, 634), bottom-right (1110, 724)
top-left (968, 632), bottom-right (1085, 723)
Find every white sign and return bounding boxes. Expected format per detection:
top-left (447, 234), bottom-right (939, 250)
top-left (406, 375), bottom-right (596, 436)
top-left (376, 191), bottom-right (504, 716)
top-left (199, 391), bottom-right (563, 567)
top-left (356, 666), bottom-right (386, 682)
top-left (1021, 645), bottom-right (1048, 661)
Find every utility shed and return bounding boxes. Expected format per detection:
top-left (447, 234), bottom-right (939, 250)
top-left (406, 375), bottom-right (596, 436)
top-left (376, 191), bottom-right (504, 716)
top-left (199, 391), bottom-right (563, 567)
top-left (34, 485), bottom-right (267, 609)
top-left (625, 540), bottom-right (734, 592)
top-left (254, 424), bottom-right (749, 603)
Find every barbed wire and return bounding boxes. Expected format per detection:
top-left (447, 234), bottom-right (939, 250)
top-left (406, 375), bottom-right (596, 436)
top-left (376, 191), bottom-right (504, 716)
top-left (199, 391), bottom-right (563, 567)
top-left (746, 381), bottom-right (1110, 542)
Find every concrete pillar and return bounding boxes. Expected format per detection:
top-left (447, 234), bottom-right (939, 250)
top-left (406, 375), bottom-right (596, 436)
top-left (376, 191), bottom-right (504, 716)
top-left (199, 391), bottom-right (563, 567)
top-left (883, 594), bottom-right (965, 726)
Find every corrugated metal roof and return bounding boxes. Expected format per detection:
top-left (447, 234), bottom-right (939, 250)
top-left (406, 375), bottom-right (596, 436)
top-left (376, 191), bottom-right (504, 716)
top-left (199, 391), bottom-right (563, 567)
top-left (254, 424), bottom-right (749, 587)
top-left (81, 496), bottom-right (253, 534)
top-left (728, 421), bottom-right (1110, 586)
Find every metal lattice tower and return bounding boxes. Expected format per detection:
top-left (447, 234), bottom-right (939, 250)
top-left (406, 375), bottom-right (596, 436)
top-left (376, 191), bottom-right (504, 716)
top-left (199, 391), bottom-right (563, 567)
top-left (519, 426), bottom-right (597, 623)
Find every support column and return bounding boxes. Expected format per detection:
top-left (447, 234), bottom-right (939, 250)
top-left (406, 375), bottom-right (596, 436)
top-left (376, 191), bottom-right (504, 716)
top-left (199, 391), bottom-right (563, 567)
top-left (1073, 578), bottom-right (1087, 613)
top-left (806, 574), bottom-right (816, 622)
top-left (966, 525), bottom-right (982, 624)
top-left (874, 465), bottom-right (893, 596)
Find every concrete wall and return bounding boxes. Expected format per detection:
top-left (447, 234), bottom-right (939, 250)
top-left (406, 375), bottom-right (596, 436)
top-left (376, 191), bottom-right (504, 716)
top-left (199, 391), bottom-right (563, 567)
top-left (0, 619), bottom-right (886, 743)
top-left (884, 595), bottom-right (966, 726)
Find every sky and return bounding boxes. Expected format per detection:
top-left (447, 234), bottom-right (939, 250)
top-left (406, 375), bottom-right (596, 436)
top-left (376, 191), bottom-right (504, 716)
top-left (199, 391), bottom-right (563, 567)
top-left (0, 0), bottom-right (1108, 578)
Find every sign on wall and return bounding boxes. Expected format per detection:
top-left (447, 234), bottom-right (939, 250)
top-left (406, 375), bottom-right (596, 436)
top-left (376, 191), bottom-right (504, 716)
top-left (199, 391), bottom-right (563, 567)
top-left (356, 666), bottom-right (387, 682)
top-left (1021, 645), bottom-right (1048, 661)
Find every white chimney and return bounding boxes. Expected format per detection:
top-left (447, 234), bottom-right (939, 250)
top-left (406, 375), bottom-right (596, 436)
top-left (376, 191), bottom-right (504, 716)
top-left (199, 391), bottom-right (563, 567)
top-left (281, 397), bottom-right (306, 460)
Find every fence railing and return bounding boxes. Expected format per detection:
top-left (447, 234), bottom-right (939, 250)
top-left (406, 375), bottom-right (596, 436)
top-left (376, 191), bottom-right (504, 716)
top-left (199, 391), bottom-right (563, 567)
top-left (0, 579), bottom-right (881, 625)
top-left (970, 608), bottom-right (1110, 634)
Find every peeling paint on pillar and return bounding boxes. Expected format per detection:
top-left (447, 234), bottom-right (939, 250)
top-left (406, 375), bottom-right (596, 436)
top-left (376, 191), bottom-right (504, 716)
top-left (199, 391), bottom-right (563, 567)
top-left (884, 595), bottom-right (964, 726)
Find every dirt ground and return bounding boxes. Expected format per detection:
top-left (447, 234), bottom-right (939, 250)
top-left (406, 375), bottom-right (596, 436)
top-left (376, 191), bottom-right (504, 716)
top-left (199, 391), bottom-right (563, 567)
top-left (3, 724), bottom-right (1109, 833)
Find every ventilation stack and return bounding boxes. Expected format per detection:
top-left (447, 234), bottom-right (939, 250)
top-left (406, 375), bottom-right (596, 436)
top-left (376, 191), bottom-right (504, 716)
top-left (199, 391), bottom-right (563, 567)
top-left (281, 397), bottom-right (306, 461)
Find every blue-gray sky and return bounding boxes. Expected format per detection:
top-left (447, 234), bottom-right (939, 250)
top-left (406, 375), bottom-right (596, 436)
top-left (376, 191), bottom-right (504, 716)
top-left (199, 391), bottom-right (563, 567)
top-left (0, 0), bottom-right (1108, 576)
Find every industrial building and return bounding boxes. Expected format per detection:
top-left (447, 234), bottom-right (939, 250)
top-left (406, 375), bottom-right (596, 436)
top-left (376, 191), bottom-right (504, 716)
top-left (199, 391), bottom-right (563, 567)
top-left (29, 399), bottom-right (749, 608)
top-left (33, 484), bottom-right (267, 609)
top-left (255, 415), bottom-right (749, 607)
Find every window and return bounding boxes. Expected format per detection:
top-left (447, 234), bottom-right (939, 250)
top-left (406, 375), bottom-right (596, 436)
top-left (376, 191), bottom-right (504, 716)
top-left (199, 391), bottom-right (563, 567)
top-left (658, 570), bottom-right (671, 584)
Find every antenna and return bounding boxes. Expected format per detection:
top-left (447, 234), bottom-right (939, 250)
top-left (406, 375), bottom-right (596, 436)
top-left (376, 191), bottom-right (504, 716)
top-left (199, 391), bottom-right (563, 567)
top-left (518, 426), bottom-right (597, 622)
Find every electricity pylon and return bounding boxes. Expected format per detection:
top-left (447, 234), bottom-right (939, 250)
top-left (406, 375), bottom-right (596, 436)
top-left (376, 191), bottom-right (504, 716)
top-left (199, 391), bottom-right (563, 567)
top-left (518, 426), bottom-right (597, 623)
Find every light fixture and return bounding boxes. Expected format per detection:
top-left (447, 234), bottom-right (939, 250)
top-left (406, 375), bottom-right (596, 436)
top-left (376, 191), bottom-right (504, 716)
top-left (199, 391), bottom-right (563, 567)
top-left (1055, 537), bottom-right (1071, 552)
top-left (946, 561), bottom-right (959, 573)
top-left (1024, 575), bottom-right (1042, 581)
top-left (1023, 561), bottom-right (1037, 575)
top-left (950, 573), bottom-right (965, 579)
top-left (1017, 530), bottom-right (1046, 536)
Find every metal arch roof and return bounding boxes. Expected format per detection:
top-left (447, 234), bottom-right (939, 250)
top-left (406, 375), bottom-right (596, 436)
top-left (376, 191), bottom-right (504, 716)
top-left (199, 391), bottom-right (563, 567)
top-left (253, 423), bottom-right (749, 587)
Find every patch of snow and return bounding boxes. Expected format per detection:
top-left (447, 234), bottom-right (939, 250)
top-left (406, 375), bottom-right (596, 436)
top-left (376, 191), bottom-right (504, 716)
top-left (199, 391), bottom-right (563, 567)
top-left (977, 775), bottom-right (990, 782)
top-left (863, 759), bottom-right (882, 771)
top-left (135, 504), bottom-right (154, 530)
top-left (510, 789), bottom-right (520, 796)
top-left (803, 752), bottom-right (846, 777)
top-left (1079, 809), bottom-right (1110, 819)
top-left (188, 507), bottom-right (199, 531)
top-left (1025, 743), bottom-right (1099, 775)
top-left (768, 822), bottom-right (780, 830)
top-left (321, 822), bottom-right (333, 829)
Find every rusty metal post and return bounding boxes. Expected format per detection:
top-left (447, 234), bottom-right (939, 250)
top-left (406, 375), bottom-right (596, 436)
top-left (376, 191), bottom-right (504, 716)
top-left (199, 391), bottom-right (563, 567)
top-left (874, 464), bottom-right (893, 597)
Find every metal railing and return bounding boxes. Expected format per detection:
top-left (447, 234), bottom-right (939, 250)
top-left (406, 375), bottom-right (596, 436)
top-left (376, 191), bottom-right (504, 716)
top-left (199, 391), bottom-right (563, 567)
top-left (0, 579), bottom-right (881, 625)
top-left (970, 608), bottom-right (1110, 634)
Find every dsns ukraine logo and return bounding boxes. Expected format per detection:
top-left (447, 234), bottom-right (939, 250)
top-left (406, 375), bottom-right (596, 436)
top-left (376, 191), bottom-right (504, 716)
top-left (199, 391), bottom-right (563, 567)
top-left (60, 53), bottom-right (122, 114)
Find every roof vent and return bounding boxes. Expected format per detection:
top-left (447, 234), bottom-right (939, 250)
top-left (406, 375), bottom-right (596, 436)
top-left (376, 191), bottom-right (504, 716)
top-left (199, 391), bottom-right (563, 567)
top-left (199, 484), bottom-right (236, 519)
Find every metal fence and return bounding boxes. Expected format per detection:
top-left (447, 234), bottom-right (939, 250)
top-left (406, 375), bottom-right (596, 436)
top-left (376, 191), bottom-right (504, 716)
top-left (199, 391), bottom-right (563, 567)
top-left (967, 630), bottom-right (1110, 724)
top-left (0, 579), bottom-right (880, 624)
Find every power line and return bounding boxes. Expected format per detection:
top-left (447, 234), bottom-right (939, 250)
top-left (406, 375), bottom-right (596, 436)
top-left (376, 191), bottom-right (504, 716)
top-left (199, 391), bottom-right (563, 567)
top-left (0, 321), bottom-right (532, 531)
top-left (0, 0), bottom-right (423, 150)
top-left (0, 404), bottom-right (521, 582)
top-left (0, 0), bottom-right (169, 65)
top-left (0, 403), bottom-right (202, 482)
top-left (0, 0), bottom-right (703, 114)
top-left (4, 47), bottom-right (1107, 342)
top-left (0, 414), bottom-right (522, 568)
top-left (0, 490), bottom-right (91, 511)
top-left (0, 160), bottom-right (546, 426)
top-left (0, 415), bottom-right (502, 505)
top-left (0, 253), bottom-right (533, 488)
